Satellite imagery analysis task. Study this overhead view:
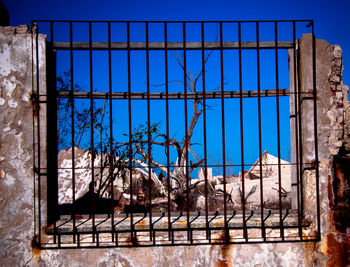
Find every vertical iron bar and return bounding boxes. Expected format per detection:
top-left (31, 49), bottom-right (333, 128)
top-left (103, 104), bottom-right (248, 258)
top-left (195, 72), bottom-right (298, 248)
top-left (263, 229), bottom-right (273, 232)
top-left (47, 21), bottom-right (58, 244)
top-left (201, 22), bottom-right (209, 240)
top-left (127, 22), bottom-right (134, 238)
top-left (31, 22), bottom-right (37, 245)
top-left (107, 21), bottom-right (115, 242)
top-left (89, 21), bottom-right (96, 243)
top-left (311, 21), bottom-right (321, 241)
top-left (69, 21), bottom-right (77, 243)
top-left (164, 22), bottom-right (172, 241)
top-left (297, 41), bottom-right (304, 222)
top-left (145, 22), bottom-right (153, 240)
top-left (35, 23), bottom-right (42, 246)
top-left (296, 27), bottom-right (304, 224)
top-left (219, 22), bottom-right (228, 241)
top-left (238, 22), bottom-right (247, 241)
top-left (256, 22), bottom-right (265, 240)
top-left (52, 22), bottom-right (58, 243)
top-left (183, 22), bottom-right (190, 240)
top-left (274, 22), bottom-right (284, 240)
top-left (77, 233), bottom-right (80, 247)
top-left (293, 21), bottom-right (302, 238)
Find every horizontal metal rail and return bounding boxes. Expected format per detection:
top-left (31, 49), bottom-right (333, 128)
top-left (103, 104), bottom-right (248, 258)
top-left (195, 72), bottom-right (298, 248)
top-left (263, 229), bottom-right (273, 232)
top-left (57, 89), bottom-right (290, 99)
top-left (52, 41), bottom-right (294, 51)
top-left (34, 19), bottom-right (313, 23)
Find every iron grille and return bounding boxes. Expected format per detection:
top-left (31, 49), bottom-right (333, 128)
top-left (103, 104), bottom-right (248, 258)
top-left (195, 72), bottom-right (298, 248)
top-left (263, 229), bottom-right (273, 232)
top-left (32, 20), bottom-right (320, 248)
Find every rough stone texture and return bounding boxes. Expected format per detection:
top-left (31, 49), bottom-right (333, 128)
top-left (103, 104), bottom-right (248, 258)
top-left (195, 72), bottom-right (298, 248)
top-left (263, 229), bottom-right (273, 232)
top-left (0, 27), bottom-right (349, 266)
top-left (327, 45), bottom-right (349, 156)
top-left (57, 147), bottom-right (151, 204)
top-left (296, 34), bottom-right (350, 266)
top-left (0, 25), bottom-right (46, 266)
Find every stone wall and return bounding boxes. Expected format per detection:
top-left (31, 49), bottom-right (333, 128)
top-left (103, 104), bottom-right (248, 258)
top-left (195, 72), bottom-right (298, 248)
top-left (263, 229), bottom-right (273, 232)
top-left (0, 26), bottom-right (349, 266)
top-left (0, 25), bottom-right (46, 266)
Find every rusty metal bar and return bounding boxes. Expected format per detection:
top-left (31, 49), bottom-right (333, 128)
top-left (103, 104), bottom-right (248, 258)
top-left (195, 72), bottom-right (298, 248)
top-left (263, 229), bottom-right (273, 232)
top-left (274, 22), bottom-right (284, 240)
top-left (238, 22), bottom-right (247, 241)
top-left (256, 22), bottom-right (265, 240)
top-left (201, 22), bottom-right (210, 240)
top-left (52, 40), bottom-right (294, 50)
top-left (189, 211), bottom-right (200, 244)
top-left (152, 212), bottom-right (165, 245)
top-left (145, 22), bottom-right (153, 240)
top-left (183, 22), bottom-right (191, 240)
top-left (34, 23), bottom-right (42, 247)
top-left (57, 89), bottom-right (291, 99)
top-left (293, 21), bottom-right (302, 239)
top-left (34, 19), bottom-right (314, 23)
top-left (107, 21), bottom-right (115, 242)
top-left (164, 22), bottom-right (172, 241)
top-left (47, 21), bottom-right (59, 243)
top-left (219, 22), bottom-right (228, 241)
top-left (170, 212), bottom-right (183, 244)
top-left (88, 21), bottom-right (96, 243)
top-left (127, 21), bottom-right (134, 238)
top-left (208, 211), bottom-right (218, 242)
top-left (69, 21), bottom-right (77, 243)
top-left (31, 22), bottom-right (37, 245)
top-left (297, 37), bottom-right (304, 226)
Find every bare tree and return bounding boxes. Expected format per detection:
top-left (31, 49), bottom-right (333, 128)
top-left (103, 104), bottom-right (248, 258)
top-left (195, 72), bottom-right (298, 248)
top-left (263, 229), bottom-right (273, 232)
top-left (129, 50), bottom-right (229, 210)
top-left (238, 185), bottom-right (257, 209)
top-left (57, 49), bottom-right (228, 212)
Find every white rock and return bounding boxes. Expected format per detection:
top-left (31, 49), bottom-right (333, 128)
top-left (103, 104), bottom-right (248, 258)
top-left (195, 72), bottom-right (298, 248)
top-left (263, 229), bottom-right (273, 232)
top-left (8, 99), bottom-right (18, 108)
top-left (333, 45), bottom-right (342, 58)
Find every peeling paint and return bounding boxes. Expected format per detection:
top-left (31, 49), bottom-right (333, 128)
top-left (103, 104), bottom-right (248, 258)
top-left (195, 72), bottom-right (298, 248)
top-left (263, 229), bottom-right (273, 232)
top-left (8, 98), bottom-right (17, 108)
top-left (3, 173), bottom-right (15, 186)
top-left (0, 27), bottom-right (349, 266)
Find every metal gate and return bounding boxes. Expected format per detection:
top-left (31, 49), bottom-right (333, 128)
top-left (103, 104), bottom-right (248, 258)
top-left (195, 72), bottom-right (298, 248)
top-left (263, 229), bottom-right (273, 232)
top-left (32, 20), bottom-right (320, 248)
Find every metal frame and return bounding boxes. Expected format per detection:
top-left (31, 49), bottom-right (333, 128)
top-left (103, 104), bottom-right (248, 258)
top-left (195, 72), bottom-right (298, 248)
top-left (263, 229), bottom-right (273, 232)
top-left (32, 20), bottom-right (320, 248)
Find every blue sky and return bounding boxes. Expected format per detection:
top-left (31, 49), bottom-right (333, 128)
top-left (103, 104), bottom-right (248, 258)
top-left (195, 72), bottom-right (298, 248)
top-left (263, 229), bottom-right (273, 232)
top-left (3, 0), bottom-right (350, 84)
top-left (3, 0), bottom-right (350, 175)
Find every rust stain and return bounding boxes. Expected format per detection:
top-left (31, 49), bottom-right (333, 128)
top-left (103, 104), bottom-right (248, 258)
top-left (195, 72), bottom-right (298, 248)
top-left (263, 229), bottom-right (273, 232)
top-left (328, 174), bottom-right (335, 209)
top-left (126, 234), bottom-right (139, 246)
top-left (211, 230), bottom-right (234, 267)
top-left (30, 92), bottom-right (40, 117)
top-left (177, 220), bottom-right (187, 229)
top-left (324, 233), bottom-right (345, 267)
top-left (136, 220), bottom-right (147, 230)
top-left (320, 156), bottom-right (350, 266)
top-left (216, 244), bottom-right (233, 267)
top-left (215, 220), bottom-right (224, 228)
top-left (303, 222), bottom-right (348, 266)
top-left (334, 161), bottom-right (349, 203)
top-left (31, 234), bottom-right (41, 259)
top-left (303, 241), bottom-right (317, 266)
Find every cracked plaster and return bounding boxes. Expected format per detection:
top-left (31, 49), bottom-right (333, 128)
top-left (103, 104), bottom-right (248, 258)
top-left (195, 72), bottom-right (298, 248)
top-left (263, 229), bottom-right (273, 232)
top-left (0, 27), bottom-right (349, 266)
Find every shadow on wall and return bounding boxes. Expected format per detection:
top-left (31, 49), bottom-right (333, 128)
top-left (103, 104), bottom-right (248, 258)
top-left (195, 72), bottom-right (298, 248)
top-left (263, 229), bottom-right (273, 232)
top-left (58, 182), bottom-right (118, 215)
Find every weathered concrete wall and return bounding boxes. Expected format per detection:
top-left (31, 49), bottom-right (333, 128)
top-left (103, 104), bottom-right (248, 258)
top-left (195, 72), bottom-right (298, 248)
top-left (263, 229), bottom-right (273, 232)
top-left (0, 25), bottom-right (46, 266)
top-left (292, 34), bottom-right (350, 266)
top-left (0, 27), bottom-right (349, 266)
